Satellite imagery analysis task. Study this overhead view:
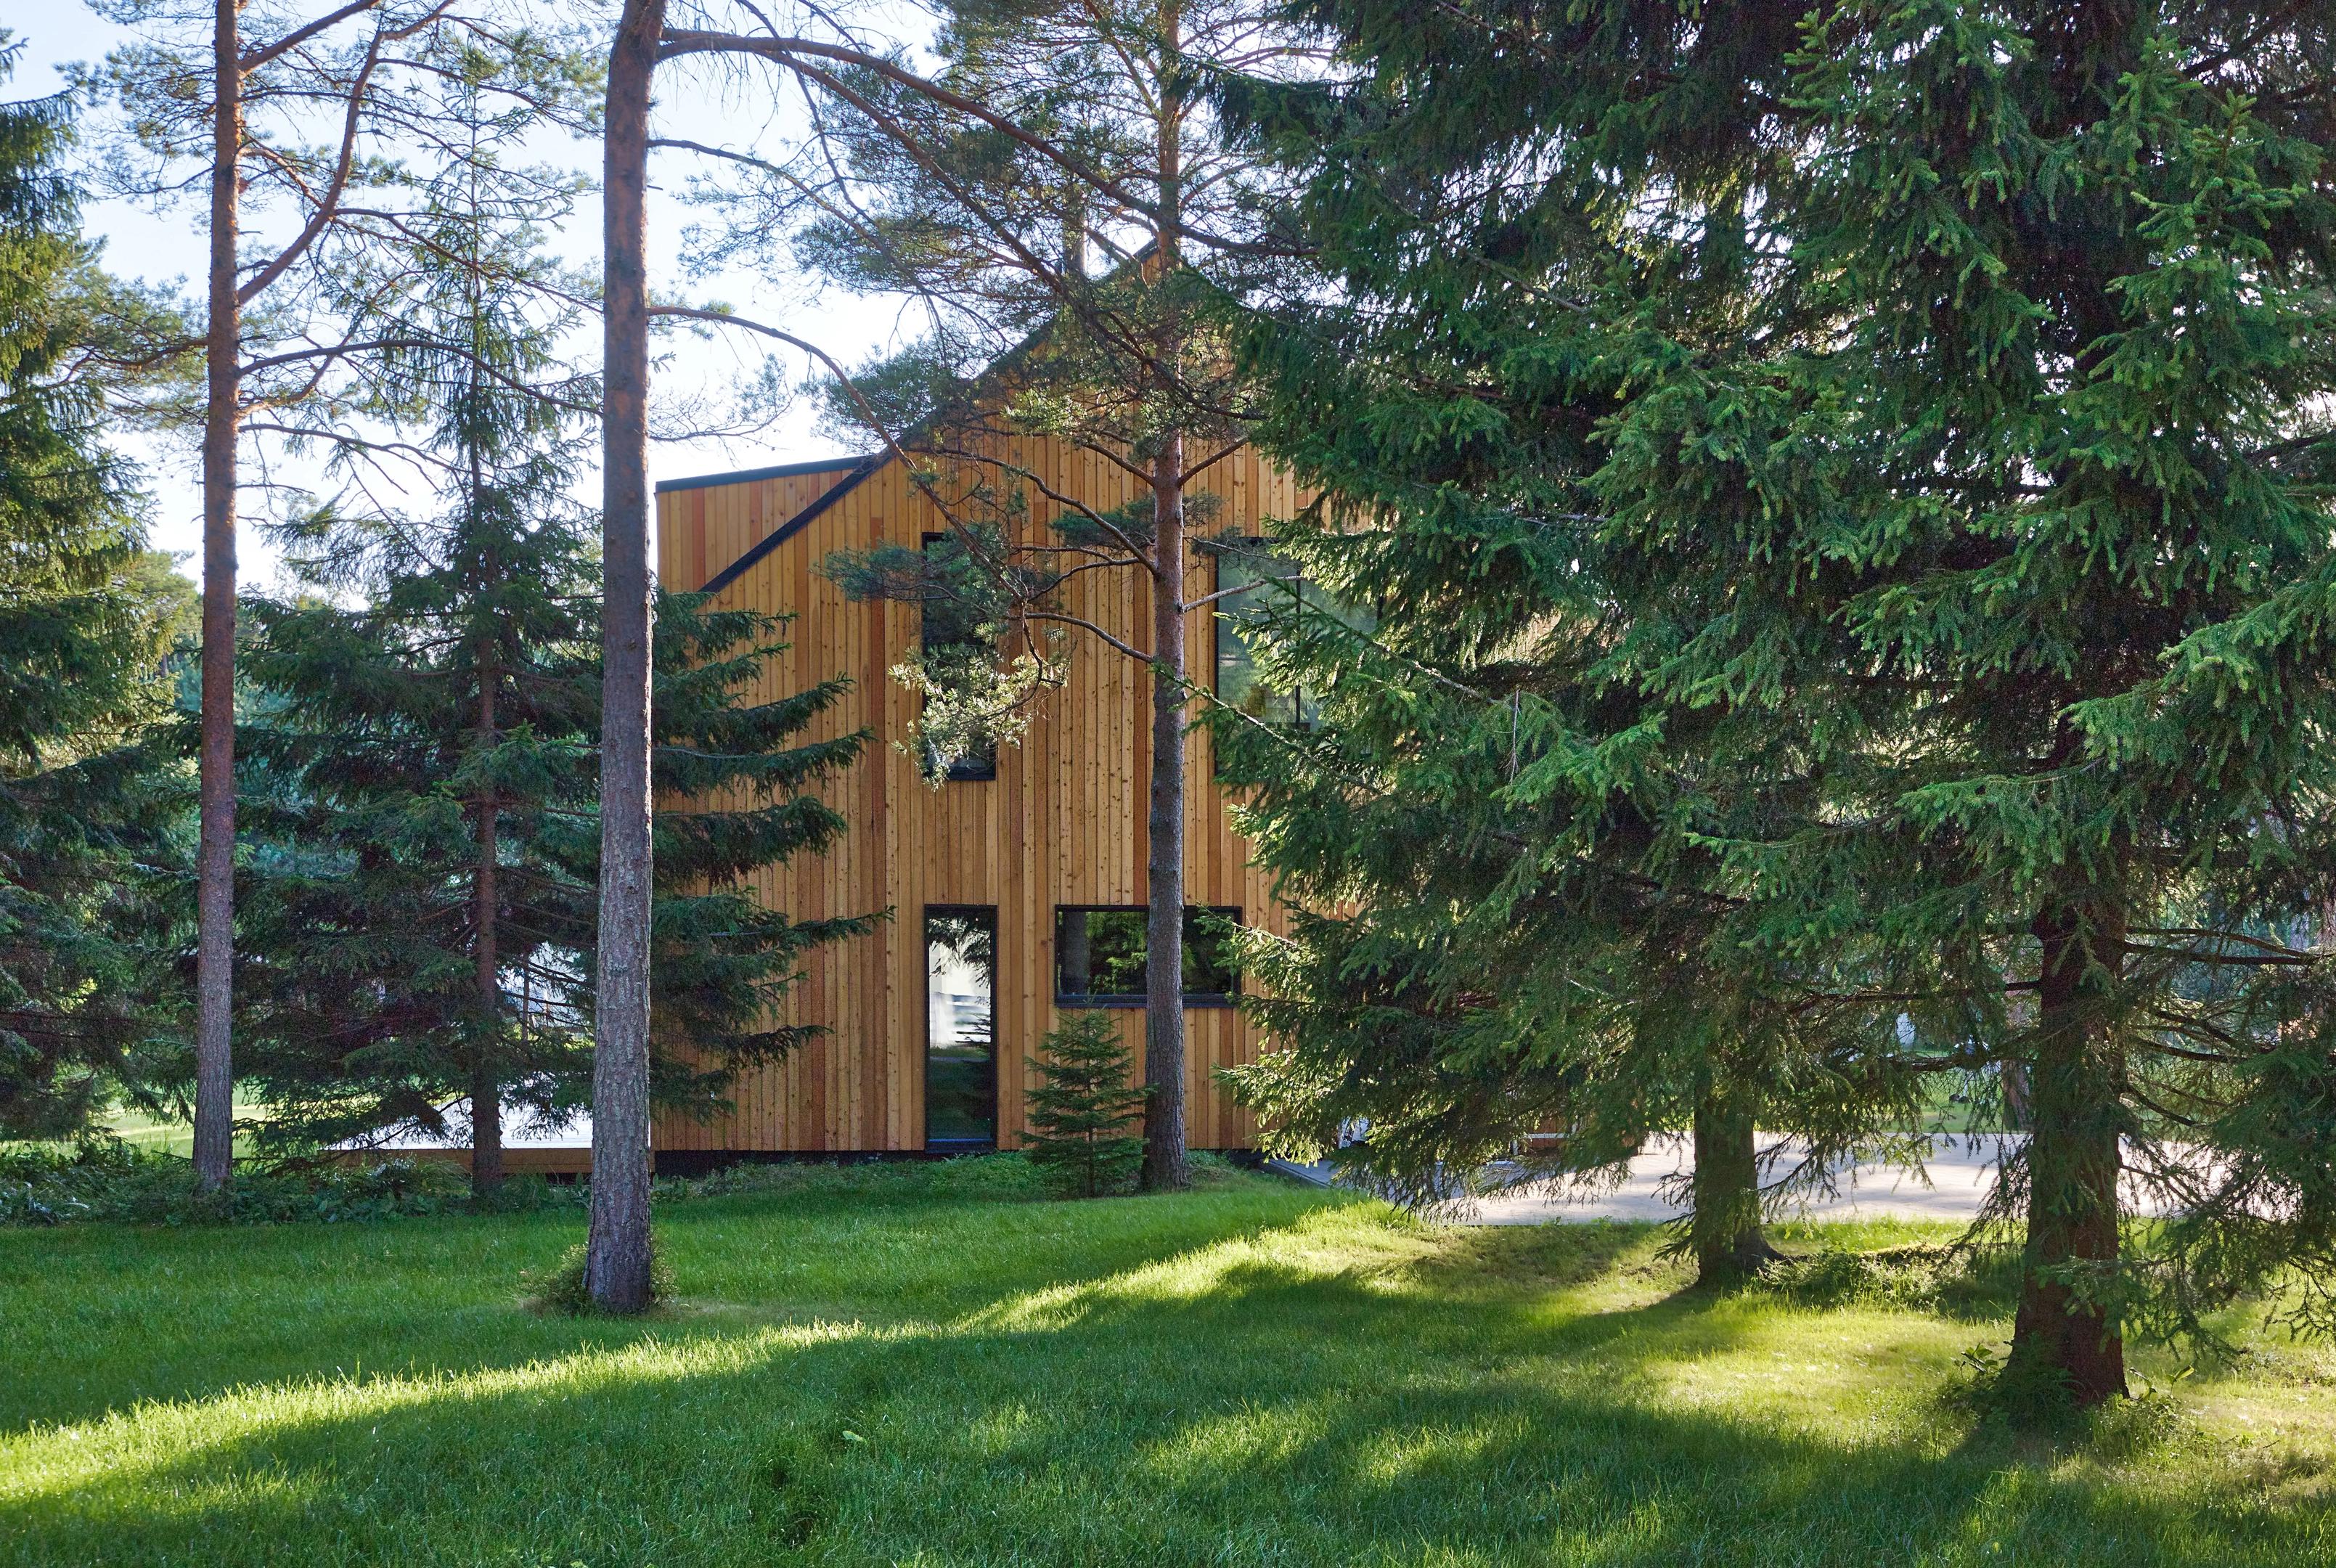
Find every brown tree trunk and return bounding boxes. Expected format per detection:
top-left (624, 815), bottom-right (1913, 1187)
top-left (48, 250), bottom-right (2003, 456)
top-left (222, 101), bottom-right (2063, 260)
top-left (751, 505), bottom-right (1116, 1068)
top-left (470, 632), bottom-right (504, 1199)
top-left (1138, 4), bottom-right (1189, 1194)
top-left (1141, 438), bottom-right (1189, 1193)
top-left (1691, 1077), bottom-right (1778, 1287)
top-left (191, 0), bottom-right (242, 1192)
top-left (586, 0), bottom-right (663, 1312)
top-left (2009, 902), bottom-right (2127, 1407)
top-left (2001, 1059), bottom-right (2032, 1131)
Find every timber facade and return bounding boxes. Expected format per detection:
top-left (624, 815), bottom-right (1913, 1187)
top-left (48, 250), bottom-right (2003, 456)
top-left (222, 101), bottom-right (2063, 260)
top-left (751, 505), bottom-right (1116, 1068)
top-left (649, 438), bottom-right (1303, 1158)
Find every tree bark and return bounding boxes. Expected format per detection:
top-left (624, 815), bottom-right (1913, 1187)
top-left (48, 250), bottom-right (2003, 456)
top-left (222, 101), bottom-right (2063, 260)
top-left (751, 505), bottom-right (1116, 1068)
top-left (471, 629), bottom-right (504, 1199)
top-left (2008, 902), bottom-right (2128, 1407)
top-left (1138, 2), bottom-right (1189, 1193)
top-left (191, 0), bottom-right (243, 1192)
top-left (1690, 1077), bottom-right (1778, 1287)
top-left (1141, 438), bottom-right (1189, 1193)
top-left (586, 0), bottom-right (663, 1312)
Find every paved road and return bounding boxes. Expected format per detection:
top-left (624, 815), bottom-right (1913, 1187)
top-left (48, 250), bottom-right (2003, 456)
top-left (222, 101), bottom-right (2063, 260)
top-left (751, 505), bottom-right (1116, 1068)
top-left (1275, 1134), bottom-right (2057, 1225)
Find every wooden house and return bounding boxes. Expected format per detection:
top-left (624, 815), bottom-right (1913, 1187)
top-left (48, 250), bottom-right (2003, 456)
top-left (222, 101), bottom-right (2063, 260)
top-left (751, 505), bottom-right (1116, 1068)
top-left (648, 436), bottom-right (1307, 1165)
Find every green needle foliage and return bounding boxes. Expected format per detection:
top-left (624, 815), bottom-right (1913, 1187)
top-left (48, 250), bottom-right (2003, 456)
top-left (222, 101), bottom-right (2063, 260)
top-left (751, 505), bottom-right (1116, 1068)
top-left (232, 92), bottom-right (604, 1185)
top-left (625, 589), bottom-right (878, 1116)
top-left (1213, 1), bottom-right (1916, 1286)
top-left (234, 67), bottom-right (874, 1180)
top-left (0, 41), bottom-right (193, 1139)
top-left (1024, 1009), bottom-right (1146, 1197)
top-left (1221, 1), bottom-right (2336, 1405)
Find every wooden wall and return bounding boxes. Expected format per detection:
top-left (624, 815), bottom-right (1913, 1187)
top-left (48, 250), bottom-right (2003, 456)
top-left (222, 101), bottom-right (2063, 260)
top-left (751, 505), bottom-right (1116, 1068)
top-left (650, 439), bottom-right (1304, 1152)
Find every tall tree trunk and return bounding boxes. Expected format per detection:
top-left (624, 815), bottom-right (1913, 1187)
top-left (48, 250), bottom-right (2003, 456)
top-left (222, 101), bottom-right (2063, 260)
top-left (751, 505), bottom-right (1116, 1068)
top-left (587, 0), bottom-right (663, 1312)
top-left (1690, 1074), bottom-right (1778, 1287)
top-left (1139, 4), bottom-right (1189, 1193)
top-left (191, 0), bottom-right (242, 1192)
top-left (1141, 438), bottom-right (1189, 1193)
top-left (2008, 902), bottom-right (2127, 1407)
top-left (471, 632), bottom-right (504, 1199)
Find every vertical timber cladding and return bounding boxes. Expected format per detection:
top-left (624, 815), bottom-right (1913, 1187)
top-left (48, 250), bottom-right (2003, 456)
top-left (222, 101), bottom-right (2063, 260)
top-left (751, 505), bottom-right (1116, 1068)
top-left (651, 438), bottom-right (1303, 1153)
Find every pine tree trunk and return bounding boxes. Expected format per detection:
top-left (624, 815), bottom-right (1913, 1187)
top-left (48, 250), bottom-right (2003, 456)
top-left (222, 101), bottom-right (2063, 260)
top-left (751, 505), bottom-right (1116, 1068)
top-left (1691, 1077), bottom-right (1778, 1287)
top-left (191, 0), bottom-right (242, 1193)
top-left (1141, 442), bottom-right (1188, 1193)
top-left (1139, 9), bottom-right (1189, 1194)
top-left (585, 0), bottom-right (663, 1313)
top-left (471, 640), bottom-right (504, 1199)
top-left (2008, 902), bottom-right (2127, 1407)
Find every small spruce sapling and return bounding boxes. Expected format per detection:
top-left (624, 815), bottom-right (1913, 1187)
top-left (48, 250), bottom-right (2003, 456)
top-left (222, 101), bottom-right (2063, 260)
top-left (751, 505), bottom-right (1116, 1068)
top-left (1024, 1010), bottom-right (1145, 1198)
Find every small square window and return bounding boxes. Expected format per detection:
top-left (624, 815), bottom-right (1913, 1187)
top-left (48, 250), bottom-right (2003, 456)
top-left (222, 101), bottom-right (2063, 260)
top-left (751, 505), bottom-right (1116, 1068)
top-left (1055, 906), bottom-right (1240, 1005)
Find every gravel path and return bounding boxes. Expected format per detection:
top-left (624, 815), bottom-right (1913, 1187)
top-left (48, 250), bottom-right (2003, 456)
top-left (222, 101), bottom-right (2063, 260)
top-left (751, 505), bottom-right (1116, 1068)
top-left (1274, 1133), bottom-right (2051, 1225)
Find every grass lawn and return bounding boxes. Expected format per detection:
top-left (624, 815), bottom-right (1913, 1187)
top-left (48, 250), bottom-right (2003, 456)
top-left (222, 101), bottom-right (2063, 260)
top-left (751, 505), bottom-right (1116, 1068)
top-left (86, 1099), bottom-right (267, 1159)
top-left (3, 1164), bottom-right (2332, 1567)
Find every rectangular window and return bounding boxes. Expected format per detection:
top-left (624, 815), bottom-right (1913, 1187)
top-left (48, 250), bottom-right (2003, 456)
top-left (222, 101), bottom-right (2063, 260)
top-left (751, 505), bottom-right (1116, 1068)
top-left (1055, 906), bottom-right (1241, 1005)
top-left (1210, 537), bottom-right (1370, 729)
top-left (920, 531), bottom-right (996, 780)
top-left (926, 907), bottom-right (997, 1148)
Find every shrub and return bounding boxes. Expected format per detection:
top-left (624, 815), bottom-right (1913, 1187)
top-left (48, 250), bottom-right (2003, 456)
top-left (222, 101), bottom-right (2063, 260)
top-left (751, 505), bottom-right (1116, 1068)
top-left (1024, 1010), bottom-right (1145, 1198)
top-left (0, 1137), bottom-right (474, 1225)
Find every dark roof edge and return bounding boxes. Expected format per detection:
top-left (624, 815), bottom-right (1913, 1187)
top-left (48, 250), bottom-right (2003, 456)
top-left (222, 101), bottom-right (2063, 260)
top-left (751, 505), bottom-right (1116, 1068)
top-left (695, 454), bottom-right (887, 596)
top-left (656, 454), bottom-right (873, 494)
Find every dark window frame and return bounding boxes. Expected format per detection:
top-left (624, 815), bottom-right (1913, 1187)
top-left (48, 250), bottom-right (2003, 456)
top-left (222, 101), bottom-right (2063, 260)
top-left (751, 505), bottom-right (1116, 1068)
top-left (919, 531), bottom-right (997, 782)
top-left (1053, 904), bottom-right (1243, 1008)
top-left (924, 904), bottom-right (999, 1151)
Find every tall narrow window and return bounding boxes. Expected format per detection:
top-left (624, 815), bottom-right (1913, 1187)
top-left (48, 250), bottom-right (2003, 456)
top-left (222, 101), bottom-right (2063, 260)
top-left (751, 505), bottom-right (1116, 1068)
top-left (1209, 536), bottom-right (1373, 728)
top-left (926, 907), bottom-right (997, 1148)
top-left (920, 531), bottom-right (996, 780)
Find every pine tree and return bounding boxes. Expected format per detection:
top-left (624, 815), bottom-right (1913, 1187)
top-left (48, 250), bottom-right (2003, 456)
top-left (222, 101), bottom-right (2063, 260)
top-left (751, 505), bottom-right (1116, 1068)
top-left (80, 0), bottom-right (601, 1189)
top-left (1024, 1009), bottom-right (1146, 1197)
top-left (1227, 1), bottom-right (2336, 1401)
top-left (0, 44), bottom-right (193, 1139)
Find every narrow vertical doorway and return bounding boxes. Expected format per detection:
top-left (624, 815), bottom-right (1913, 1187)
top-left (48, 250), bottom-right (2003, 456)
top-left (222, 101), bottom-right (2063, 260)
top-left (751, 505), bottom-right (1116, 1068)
top-left (925, 907), bottom-right (997, 1149)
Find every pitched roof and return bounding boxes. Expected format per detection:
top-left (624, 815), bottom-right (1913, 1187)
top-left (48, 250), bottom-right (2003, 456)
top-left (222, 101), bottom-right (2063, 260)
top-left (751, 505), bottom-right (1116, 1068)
top-left (663, 455), bottom-right (881, 595)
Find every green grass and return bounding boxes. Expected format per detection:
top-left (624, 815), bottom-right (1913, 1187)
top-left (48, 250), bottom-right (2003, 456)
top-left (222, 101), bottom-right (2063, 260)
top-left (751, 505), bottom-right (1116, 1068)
top-left (81, 1098), bottom-right (267, 1157)
top-left (4, 1165), bottom-right (2332, 1567)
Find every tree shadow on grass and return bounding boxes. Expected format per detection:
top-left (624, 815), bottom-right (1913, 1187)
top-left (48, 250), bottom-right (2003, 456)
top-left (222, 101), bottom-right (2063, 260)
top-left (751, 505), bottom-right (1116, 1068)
top-left (7, 1204), bottom-right (2330, 1568)
top-left (0, 1183), bottom-right (1340, 1436)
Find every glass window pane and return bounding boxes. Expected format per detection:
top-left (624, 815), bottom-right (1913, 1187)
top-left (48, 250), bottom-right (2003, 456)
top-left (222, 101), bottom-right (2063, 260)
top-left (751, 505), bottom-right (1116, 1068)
top-left (920, 534), bottom-right (997, 780)
top-left (1214, 544), bottom-right (1301, 726)
top-left (1054, 907), bottom-right (1241, 1002)
top-left (926, 909), bottom-right (996, 1146)
top-left (1181, 907), bottom-right (1241, 995)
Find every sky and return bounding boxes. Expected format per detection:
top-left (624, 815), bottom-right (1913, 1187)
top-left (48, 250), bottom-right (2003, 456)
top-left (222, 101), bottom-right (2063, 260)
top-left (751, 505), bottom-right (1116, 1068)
top-left (10, 3), bottom-right (917, 593)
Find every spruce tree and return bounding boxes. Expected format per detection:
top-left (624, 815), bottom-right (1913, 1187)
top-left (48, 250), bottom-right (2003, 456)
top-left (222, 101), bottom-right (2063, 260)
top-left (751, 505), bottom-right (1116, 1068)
top-left (237, 75), bottom-right (873, 1188)
top-left (1024, 1009), bottom-right (1145, 1197)
top-left (622, 589), bottom-right (876, 1119)
top-left (0, 44), bottom-right (193, 1139)
top-left (1214, 1), bottom-right (1888, 1283)
top-left (234, 105), bottom-right (605, 1191)
top-left (1228, 1), bottom-right (2336, 1402)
